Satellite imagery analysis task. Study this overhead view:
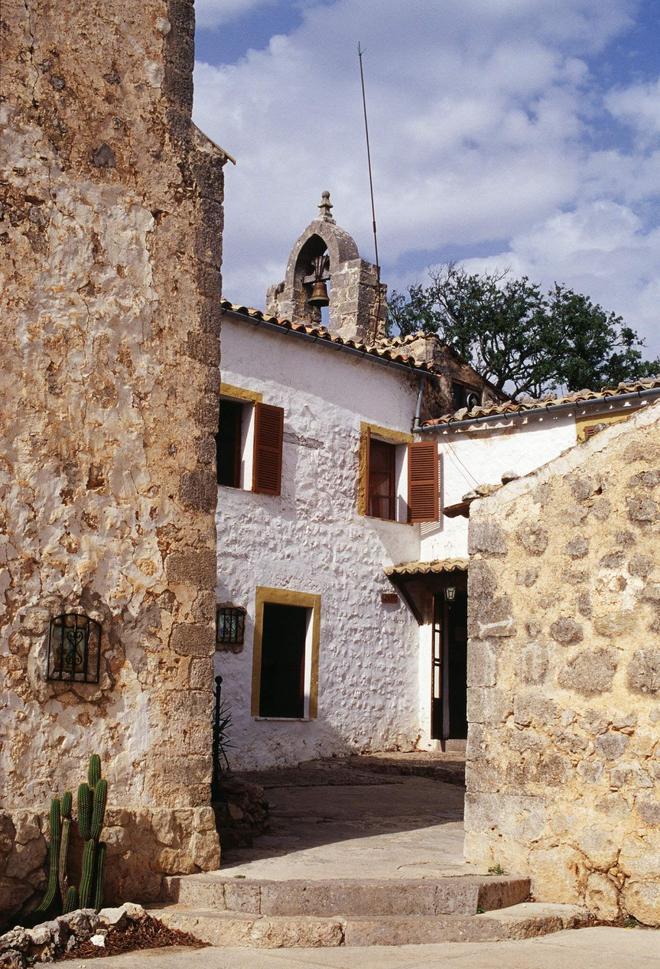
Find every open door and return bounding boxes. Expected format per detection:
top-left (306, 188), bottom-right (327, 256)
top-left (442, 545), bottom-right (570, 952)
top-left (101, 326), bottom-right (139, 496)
top-left (431, 590), bottom-right (468, 742)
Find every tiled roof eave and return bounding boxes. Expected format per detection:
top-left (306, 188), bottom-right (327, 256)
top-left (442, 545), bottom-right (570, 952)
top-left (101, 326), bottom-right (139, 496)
top-left (385, 558), bottom-right (469, 577)
top-left (221, 301), bottom-right (435, 376)
top-left (421, 377), bottom-right (660, 428)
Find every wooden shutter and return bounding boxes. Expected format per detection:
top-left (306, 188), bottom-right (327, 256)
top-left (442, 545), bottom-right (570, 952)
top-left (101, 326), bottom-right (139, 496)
top-left (408, 440), bottom-right (439, 523)
top-left (252, 402), bottom-right (284, 495)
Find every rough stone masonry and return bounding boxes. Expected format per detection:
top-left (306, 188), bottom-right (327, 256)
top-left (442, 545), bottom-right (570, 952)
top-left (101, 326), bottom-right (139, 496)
top-left (465, 402), bottom-right (660, 927)
top-left (0, 0), bottom-right (227, 920)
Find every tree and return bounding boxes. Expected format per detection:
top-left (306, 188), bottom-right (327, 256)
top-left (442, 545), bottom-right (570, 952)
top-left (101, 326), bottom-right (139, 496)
top-left (388, 265), bottom-right (659, 400)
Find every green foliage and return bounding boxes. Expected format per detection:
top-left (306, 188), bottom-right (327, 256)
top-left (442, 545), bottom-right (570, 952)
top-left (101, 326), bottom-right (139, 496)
top-left (93, 842), bottom-right (107, 912)
top-left (91, 779), bottom-right (108, 840)
top-left (388, 265), bottom-right (659, 400)
top-left (61, 791), bottom-right (73, 820)
top-left (63, 886), bottom-right (79, 915)
top-left (35, 798), bottom-right (62, 914)
top-left (77, 783), bottom-right (92, 841)
top-left (488, 863), bottom-right (506, 875)
top-left (79, 839), bottom-right (96, 909)
top-left (31, 754), bottom-right (109, 920)
top-left (88, 754), bottom-right (102, 789)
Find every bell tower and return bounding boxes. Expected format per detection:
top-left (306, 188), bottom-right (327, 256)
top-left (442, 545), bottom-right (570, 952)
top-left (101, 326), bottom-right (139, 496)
top-left (266, 192), bottom-right (387, 344)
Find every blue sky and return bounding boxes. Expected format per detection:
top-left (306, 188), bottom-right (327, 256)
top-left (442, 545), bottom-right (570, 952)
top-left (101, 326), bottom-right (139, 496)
top-left (193, 0), bottom-right (660, 357)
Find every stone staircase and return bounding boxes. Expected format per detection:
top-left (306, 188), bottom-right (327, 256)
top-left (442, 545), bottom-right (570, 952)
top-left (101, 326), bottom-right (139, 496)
top-left (150, 873), bottom-right (589, 947)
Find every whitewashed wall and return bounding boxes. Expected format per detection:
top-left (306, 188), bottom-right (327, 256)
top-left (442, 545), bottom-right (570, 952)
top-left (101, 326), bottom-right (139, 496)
top-left (421, 416), bottom-right (577, 561)
top-left (216, 315), bottom-right (422, 770)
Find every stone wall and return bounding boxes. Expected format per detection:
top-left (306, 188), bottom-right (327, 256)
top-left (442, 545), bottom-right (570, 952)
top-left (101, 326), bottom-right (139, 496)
top-left (465, 402), bottom-right (660, 926)
top-left (0, 0), bottom-right (225, 919)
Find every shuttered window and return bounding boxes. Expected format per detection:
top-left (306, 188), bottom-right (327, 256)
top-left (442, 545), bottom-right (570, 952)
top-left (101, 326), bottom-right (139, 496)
top-left (368, 438), bottom-right (397, 521)
top-left (252, 402), bottom-right (284, 496)
top-left (408, 440), bottom-right (439, 523)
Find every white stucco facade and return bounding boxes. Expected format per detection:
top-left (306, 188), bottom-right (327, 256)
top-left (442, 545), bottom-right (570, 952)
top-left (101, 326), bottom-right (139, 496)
top-left (216, 310), bottom-right (657, 766)
top-left (216, 313), bottom-right (423, 769)
top-left (421, 415), bottom-right (578, 561)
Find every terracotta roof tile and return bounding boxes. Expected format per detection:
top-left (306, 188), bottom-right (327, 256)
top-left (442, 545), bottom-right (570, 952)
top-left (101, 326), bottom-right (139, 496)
top-left (384, 558), bottom-right (469, 576)
top-left (422, 376), bottom-right (660, 427)
top-left (221, 301), bottom-right (433, 373)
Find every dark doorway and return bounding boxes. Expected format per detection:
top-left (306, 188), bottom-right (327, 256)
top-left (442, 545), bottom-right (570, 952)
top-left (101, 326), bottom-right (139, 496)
top-left (216, 399), bottom-right (243, 487)
top-left (431, 590), bottom-right (468, 741)
top-left (258, 603), bottom-right (309, 718)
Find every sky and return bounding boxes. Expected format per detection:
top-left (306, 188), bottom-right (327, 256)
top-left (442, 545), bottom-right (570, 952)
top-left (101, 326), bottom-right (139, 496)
top-left (192, 0), bottom-right (660, 357)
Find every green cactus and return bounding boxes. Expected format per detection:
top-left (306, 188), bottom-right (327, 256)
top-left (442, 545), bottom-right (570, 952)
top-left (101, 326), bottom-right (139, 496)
top-left (35, 798), bottom-right (61, 913)
top-left (93, 842), bottom-right (106, 912)
top-left (58, 817), bottom-right (71, 901)
top-left (61, 790), bottom-right (73, 819)
top-left (90, 778), bottom-right (107, 840)
top-left (77, 782), bottom-right (92, 841)
top-left (79, 838), bottom-right (96, 909)
top-left (63, 886), bottom-right (79, 914)
top-left (88, 754), bottom-right (102, 789)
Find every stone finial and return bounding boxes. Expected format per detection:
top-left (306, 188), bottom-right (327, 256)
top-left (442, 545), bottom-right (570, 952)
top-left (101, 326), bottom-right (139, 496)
top-left (318, 190), bottom-right (335, 223)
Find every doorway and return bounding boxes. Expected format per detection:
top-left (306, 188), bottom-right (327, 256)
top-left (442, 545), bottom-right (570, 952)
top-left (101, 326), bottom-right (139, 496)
top-left (431, 589), bottom-right (468, 742)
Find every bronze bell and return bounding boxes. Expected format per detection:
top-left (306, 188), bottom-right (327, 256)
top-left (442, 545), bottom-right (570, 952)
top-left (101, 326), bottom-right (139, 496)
top-left (308, 279), bottom-right (329, 307)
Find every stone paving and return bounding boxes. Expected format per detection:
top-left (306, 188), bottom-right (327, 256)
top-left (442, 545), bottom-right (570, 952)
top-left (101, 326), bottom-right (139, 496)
top-left (220, 756), bottom-right (472, 880)
top-left (63, 927), bottom-right (660, 968)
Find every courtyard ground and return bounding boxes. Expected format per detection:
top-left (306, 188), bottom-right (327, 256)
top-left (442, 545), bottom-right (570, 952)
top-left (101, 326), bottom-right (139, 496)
top-left (63, 926), bottom-right (660, 968)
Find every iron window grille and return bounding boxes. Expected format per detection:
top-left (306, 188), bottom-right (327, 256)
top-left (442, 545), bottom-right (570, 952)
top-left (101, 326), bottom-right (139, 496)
top-left (47, 613), bottom-right (101, 683)
top-left (216, 606), bottom-right (246, 646)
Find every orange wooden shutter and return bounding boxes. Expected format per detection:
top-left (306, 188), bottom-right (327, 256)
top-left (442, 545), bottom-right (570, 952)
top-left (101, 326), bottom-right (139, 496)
top-left (252, 402), bottom-right (284, 495)
top-left (408, 440), bottom-right (439, 523)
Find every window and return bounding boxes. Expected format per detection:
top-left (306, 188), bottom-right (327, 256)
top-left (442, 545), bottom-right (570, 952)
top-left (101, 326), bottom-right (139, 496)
top-left (452, 382), bottom-right (481, 412)
top-left (216, 605), bottom-right (246, 649)
top-left (358, 423), bottom-right (439, 524)
top-left (215, 387), bottom-right (284, 496)
top-left (251, 587), bottom-right (321, 720)
top-left (368, 438), bottom-right (396, 521)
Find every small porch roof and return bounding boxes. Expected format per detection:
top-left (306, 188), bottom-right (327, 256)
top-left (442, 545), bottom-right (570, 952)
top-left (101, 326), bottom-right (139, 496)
top-left (385, 559), bottom-right (468, 623)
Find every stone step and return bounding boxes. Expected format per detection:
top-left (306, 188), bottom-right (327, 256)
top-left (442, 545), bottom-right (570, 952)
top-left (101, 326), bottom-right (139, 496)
top-left (150, 902), bottom-right (589, 948)
top-left (163, 873), bottom-right (531, 916)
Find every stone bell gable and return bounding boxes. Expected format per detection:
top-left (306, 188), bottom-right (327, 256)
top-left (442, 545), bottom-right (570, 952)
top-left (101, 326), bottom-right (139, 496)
top-left (265, 192), bottom-right (387, 344)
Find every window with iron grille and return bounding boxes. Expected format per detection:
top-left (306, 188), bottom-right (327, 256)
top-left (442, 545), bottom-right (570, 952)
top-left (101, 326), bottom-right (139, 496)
top-left (47, 613), bottom-right (101, 683)
top-left (216, 606), bottom-right (246, 648)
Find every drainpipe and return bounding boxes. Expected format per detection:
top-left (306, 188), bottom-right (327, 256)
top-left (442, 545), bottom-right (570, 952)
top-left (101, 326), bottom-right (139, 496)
top-left (412, 374), bottom-right (427, 432)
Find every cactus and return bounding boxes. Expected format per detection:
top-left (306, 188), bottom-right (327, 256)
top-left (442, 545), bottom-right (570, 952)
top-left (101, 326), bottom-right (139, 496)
top-left (79, 838), bottom-right (96, 909)
top-left (77, 782), bottom-right (92, 840)
top-left (35, 798), bottom-right (61, 913)
top-left (88, 754), bottom-right (101, 789)
top-left (93, 842), bottom-right (106, 912)
top-left (90, 778), bottom-right (107, 840)
top-left (61, 790), bottom-right (73, 819)
top-left (63, 886), bottom-right (79, 914)
top-left (37, 755), bottom-right (110, 917)
top-left (58, 817), bottom-right (71, 900)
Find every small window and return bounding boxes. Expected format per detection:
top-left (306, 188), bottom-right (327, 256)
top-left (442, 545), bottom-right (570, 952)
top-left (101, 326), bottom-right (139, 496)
top-left (216, 605), bottom-right (246, 648)
top-left (368, 438), bottom-right (396, 521)
top-left (452, 382), bottom-right (481, 412)
top-left (216, 399), bottom-right (244, 487)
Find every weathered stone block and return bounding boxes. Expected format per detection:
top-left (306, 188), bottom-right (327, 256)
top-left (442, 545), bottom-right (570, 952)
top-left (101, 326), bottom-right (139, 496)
top-left (549, 617), bottom-right (583, 644)
top-left (517, 523), bottom-right (549, 555)
top-left (627, 647), bottom-right (660, 695)
top-left (520, 643), bottom-right (549, 684)
top-left (558, 648), bottom-right (619, 695)
top-left (469, 521), bottom-right (508, 556)
top-left (594, 731), bottom-right (630, 760)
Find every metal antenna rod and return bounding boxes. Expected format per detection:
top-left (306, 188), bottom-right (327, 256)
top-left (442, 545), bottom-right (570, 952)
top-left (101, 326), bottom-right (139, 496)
top-left (358, 42), bottom-right (382, 342)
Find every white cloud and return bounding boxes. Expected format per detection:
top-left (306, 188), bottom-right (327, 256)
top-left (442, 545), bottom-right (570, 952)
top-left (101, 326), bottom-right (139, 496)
top-left (195, 0), bottom-right (275, 29)
top-left (605, 78), bottom-right (660, 140)
top-left (456, 202), bottom-right (660, 354)
top-left (193, 0), bottom-right (659, 357)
